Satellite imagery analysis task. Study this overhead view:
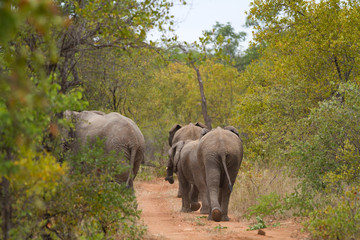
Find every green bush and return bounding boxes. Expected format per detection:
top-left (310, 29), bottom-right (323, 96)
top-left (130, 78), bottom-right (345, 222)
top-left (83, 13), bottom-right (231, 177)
top-left (40, 140), bottom-right (145, 239)
top-left (247, 216), bottom-right (267, 230)
top-left (306, 186), bottom-right (360, 240)
top-left (291, 82), bottom-right (360, 190)
top-left (245, 192), bottom-right (283, 220)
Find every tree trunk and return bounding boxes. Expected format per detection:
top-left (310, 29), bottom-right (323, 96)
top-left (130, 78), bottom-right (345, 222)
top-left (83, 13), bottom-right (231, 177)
top-left (191, 62), bottom-right (212, 129)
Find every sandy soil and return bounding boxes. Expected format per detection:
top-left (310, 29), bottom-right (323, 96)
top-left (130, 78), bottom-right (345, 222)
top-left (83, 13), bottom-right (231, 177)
top-left (134, 178), bottom-right (310, 240)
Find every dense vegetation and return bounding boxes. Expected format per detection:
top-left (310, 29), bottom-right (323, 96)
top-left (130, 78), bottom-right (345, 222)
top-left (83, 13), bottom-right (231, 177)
top-left (1, 0), bottom-right (359, 239)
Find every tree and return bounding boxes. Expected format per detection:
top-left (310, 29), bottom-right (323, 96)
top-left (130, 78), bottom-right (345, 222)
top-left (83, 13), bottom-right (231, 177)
top-left (78, 48), bottom-right (155, 118)
top-left (0, 1), bottom-right (86, 238)
top-left (16, 0), bottom-right (186, 93)
top-left (248, 0), bottom-right (360, 97)
top-left (1, 0), bottom-right (186, 238)
top-left (166, 43), bottom-right (213, 128)
top-left (204, 21), bottom-right (246, 67)
top-left (233, 0), bottom-right (360, 166)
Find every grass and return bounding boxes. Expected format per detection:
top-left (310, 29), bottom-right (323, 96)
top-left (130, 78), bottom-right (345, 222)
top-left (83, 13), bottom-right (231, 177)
top-left (229, 162), bottom-right (299, 221)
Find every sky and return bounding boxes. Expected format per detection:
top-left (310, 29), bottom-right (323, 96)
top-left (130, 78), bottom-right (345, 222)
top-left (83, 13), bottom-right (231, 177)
top-left (148, 0), bottom-right (254, 50)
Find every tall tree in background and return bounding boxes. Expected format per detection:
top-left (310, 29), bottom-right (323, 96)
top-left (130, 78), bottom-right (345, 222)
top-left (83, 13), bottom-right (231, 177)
top-left (166, 21), bottom-right (248, 129)
top-left (0, 1), bottom-right (86, 239)
top-left (78, 48), bottom-right (155, 119)
top-left (248, 0), bottom-right (360, 98)
top-left (204, 22), bottom-right (246, 67)
top-left (19, 0), bottom-right (185, 93)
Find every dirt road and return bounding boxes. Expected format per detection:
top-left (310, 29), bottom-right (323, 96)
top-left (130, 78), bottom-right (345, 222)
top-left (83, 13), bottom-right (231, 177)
top-left (135, 178), bottom-right (309, 240)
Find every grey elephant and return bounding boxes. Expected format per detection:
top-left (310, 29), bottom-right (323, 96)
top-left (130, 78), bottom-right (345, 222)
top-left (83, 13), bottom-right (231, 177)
top-left (168, 139), bottom-right (210, 213)
top-left (64, 110), bottom-right (145, 189)
top-left (165, 122), bottom-right (207, 197)
top-left (198, 126), bottom-right (243, 222)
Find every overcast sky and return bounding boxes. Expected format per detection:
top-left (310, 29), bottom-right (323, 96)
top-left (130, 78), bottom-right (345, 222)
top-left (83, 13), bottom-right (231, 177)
top-left (148, 0), bottom-right (254, 50)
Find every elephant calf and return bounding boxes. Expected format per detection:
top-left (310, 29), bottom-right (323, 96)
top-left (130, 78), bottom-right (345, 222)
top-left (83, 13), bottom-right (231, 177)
top-left (198, 126), bottom-right (243, 222)
top-left (168, 139), bottom-right (210, 213)
top-left (165, 122), bottom-right (207, 197)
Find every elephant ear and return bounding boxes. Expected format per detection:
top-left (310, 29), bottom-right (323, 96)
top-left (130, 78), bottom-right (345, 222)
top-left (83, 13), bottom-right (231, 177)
top-left (195, 122), bottom-right (207, 129)
top-left (173, 141), bottom-right (185, 173)
top-left (201, 128), bottom-right (210, 137)
top-left (168, 124), bottom-right (182, 146)
top-left (224, 126), bottom-right (240, 137)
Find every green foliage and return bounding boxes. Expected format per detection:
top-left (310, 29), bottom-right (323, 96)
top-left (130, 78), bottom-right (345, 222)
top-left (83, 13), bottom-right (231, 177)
top-left (41, 140), bottom-right (145, 240)
top-left (1, 0), bottom-right (158, 238)
top-left (3, 150), bottom-right (67, 239)
top-left (291, 82), bottom-right (360, 189)
top-left (214, 224), bottom-right (228, 230)
top-left (78, 48), bottom-right (157, 115)
top-left (306, 186), bottom-right (360, 240)
top-left (204, 21), bottom-right (247, 67)
top-left (247, 216), bottom-right (267, 231)
top-left (245, 192), bottom-right (283, 220)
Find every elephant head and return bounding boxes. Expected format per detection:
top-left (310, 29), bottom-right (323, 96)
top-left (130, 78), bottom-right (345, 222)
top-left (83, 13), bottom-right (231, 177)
top-left (168, 124), bottom-right (182, 146)
top-left (223, 126), bottom-right (240, 138)
top-left (168, 122), bottom-right (207, 146)
top-left (165, 141), bottom-right (185, 184)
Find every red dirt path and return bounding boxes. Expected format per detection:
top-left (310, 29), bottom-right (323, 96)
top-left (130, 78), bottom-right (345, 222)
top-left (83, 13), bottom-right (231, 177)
top-left (134, 178), bottom-right (310, 240)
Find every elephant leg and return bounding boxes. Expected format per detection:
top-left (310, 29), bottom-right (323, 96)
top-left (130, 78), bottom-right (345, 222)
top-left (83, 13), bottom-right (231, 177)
top-left (190, 185), bottom-right (201, 211)
top-left (220, 184), bottom-right (231, 221)
top-left (206, 164), bottom-right (222, 222)
top-left (193, 171), bottom-right (209, 214)
top-left (179, 174), bottom-right (191, 212)
top-left (218, 187), bottom-right (223, 205)
top-left (165, 159), bottom-right (174, 184)
top-left (199, 189), bottom-right (210, 214)
top-left (177, 183), bottom-right (182, 198)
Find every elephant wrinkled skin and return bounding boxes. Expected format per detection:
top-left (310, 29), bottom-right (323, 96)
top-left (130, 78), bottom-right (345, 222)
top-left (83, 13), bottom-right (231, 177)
top-left (198, 126), bottom-right (243, 222)
top-left (64, 110), bottom-right (145, 189)
top-left (168, 140), bottom-right (210, 213)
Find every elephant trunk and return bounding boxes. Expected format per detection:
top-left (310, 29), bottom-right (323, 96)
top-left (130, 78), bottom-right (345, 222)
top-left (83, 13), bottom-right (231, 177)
top-left (165, 165), bottom-right (174, 184)
top-left (165, 141), bottom-right (184, 184)
top-left (221, 154), bottom-right (233, 192)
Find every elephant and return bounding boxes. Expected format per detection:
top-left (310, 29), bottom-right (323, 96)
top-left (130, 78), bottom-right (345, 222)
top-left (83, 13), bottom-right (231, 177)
top-left (64, 110), bottom-right (145, 189)
top-left (165, 122), bottom-right (207, 197)
top-left (168, 139), bottom-right (210, 214)
top-left (198, 126), bottom-right (243, 222)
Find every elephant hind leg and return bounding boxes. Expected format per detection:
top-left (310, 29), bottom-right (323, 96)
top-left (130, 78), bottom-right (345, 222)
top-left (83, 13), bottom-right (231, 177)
top-left (179, 177), bottom-right (191, 212)
top-left (211, 207), bottom-right (222, 222)
top-left (177, 186), bottom-right (182, 198)
top-left (190, 202), bottom-right (201, 211)
top-left (190, 185), bottom-right (201, 211)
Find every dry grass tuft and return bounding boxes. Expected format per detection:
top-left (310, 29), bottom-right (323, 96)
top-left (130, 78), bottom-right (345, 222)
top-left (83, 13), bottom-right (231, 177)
top-left (229, 161), bottom-right (299, 220)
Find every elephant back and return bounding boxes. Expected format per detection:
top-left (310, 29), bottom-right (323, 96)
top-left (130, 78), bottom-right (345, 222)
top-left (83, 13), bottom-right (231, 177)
top-left (74, 111), bottom-right (145, 155)
top-left (198, 127), bottom-right (243, 163)
top-left (171, 123), bottom-right (205, 146)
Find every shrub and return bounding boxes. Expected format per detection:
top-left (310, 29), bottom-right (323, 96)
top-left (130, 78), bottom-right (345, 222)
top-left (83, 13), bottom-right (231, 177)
top-left (248, 216), bottom-right (267, 230)
top-left (305, 141), bottom-right (360, 240)
top-left (230, 162), bottom-right (299, 220)
top-left (39, 139), bottom-right (145, 239)
top-left (245, 192), bottom-right (283, 220)
top-left (306, 186), bottom-right (360, 240)
top-left (291, 82), bottom-right (360, 190)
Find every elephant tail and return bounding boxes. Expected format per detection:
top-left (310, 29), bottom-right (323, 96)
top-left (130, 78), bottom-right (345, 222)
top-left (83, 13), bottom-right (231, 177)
top-left (221, 154), bottom-right (233, 192)
top-left (126, 148), bottom-right (137, 188)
